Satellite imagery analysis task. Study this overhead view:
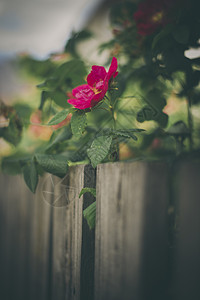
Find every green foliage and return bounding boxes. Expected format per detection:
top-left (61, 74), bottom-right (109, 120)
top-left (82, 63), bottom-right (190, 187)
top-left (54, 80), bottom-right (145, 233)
top-left (167, 121), bottom-right (190, 137)
top-left (38, 59), bottom-right (87, 110)
top-left (136, 89), bottom-right (168, 128)
top-left (71, 110), bottom-right (87, 138)
top-left (87, 135), bottom-right (112, 168)
top-left (79, 187), bottom-right (96, 198)
top-left (172, 25), bottom-right (190, 45)
top-left (83, 201), bottom-right (96, 229)
top-left (35, 154), bottom-right (68, 177)
top-left (0, 100), bottom-right (23, 146)
top-left (111, 129), bottom-right (144, 141)
top-left (48, 91), bottom-right (69, 108)
top-left (22, 159), bottom-right (38, 193)
top-left (137, 106), bottom-right (168, 128)
top-left (110, 2), bottom-right (137, 26)
top-left (1, 155), bottom-right (23, 175)
top-left (48, 109), bottom-right (69, 125)
top-left (46, 126), bottom-right (72, 152)
top-left (13, 103), bottom-right (33, 128)
top-left (64, 30), bottom-right (92, 57)
top-left (19, 56), bottom-right (56, 78)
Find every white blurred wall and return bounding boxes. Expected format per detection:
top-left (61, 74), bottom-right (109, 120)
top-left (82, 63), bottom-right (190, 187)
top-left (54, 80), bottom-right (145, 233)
top-left (0, 0), bottom-right (104, 58)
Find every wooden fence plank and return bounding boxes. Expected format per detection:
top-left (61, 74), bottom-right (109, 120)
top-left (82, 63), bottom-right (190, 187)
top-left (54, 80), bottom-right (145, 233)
top-left (29, 174), bottom-right (52, 300)
top-left (0, 174), bottom-right (35, 300)
top-left (68, 165), bottom-right (85, 300)
top-left (95, 161), bottom-right (169, 300)
top-left (50, 165), bottom-right (96, 300)
top-left (174, 162), bottom-right (200, 300)
top-left (50, 173), bottom-right (72, 300)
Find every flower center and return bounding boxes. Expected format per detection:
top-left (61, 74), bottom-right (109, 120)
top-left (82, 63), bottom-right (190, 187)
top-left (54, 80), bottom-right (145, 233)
top-left (151, 11), bottom-right (164, 23)
top-left (92, 80), bottom-right (104, 94)
top-left (92, 87), bottom-right (101, 95)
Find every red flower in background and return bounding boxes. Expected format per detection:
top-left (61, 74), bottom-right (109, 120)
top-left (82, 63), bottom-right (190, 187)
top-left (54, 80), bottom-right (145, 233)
top-left (134, 0), bottom-right (174, 36)
top-left (67, 57), bottom-right (118, 110)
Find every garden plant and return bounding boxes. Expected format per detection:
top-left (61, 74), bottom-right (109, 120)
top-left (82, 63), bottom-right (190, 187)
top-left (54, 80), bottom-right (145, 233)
top-left (0, 0), bottom-right (199, 227)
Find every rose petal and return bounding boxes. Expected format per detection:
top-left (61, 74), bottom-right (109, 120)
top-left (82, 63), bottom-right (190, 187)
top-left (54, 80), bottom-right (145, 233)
top-left (72, 84), bottom-right (94, 100)
top-left (106, 57), bottom-right (118, 81)
top-left (68, 84), bottom-right (95, 109)
top-left (87, 66), bottom-right (107, 87)
top-left (68, 98), bottom-right (92, 109)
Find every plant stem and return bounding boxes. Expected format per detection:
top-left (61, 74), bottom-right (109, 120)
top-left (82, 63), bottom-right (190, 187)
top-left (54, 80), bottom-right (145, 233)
top-left (110, 103), bottom-right (119, 161)
top-left (187, 96), bottom-right (193, 151)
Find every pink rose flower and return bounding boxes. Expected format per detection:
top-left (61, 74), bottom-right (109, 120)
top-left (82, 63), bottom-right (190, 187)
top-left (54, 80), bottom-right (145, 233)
top-left (67, 57), bottom-right (118, 110)
top-left (134, 0), bottom-right (174, 36)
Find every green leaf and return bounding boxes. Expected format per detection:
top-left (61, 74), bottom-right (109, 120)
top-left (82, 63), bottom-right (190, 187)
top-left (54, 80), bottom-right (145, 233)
top-left (38, 91), bottom-right (49, 110)
top-left (137, 105), bottom-right (168, 128)
top-left (48, 109), bottom-right (69, 125)
top-left (79, 188), bottom-right (96, 198)
top-left (71, 111), bottom-right (87, 137)
top-left (13, 103), bottom-right (32, 128)
top-left (147, 89), bottom-right (166, 110)
top-left (136, 90), bottom-right (168, 128)
top-left (137, 105), bottom-right (156, 122)
top-left (112, 129), bottom-right (144, 141)
top-left (83, 201), bottom-right (96, 229)
top-left (35, 154), bottom-right (68, 177)
top-left (46, 126), bottom-right (72, 151)
top-left (172, 25), bottom-right (190, 45)
top-left (23, 159), bottom-right (38, 193)
top-left (49, 91), bottom-right (69, 108)
top-left (166, 121), bottom-right (190, 136)
top-left (87, 135), bottom-right (112, 168)
top-left (152, 24), bottom-right (174, 49)
top-left (37, 59), bottom-right (87, 91)
top-left (154, 112), bottom-right (168, 128)
top-left (53, 59), bottom-right (87, 88)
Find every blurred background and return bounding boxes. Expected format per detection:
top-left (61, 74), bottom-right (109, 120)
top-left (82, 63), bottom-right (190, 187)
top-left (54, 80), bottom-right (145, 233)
top-left (0, 0), bottom-right (107, 102)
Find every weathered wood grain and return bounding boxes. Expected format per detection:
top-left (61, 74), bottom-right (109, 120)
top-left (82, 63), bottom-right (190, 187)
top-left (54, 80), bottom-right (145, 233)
top-left (174, 162), bottom-right (200, 300)
top-left (28, 174), bottom-right (52, 300)
top-left (0, 174), bottom-right (35, 300)
top-left (0, 165), bottom-right (96, 300)
top-left (50, 171), bottom-right (77, 300)
top-left (95, 162), bottom-right (169, 300)
top-left (50, 165), bottom-right (96, 300)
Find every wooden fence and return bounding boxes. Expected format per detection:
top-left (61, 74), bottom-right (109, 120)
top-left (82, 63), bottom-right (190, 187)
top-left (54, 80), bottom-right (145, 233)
top-left (0, 161), bottom-right (200, 300)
